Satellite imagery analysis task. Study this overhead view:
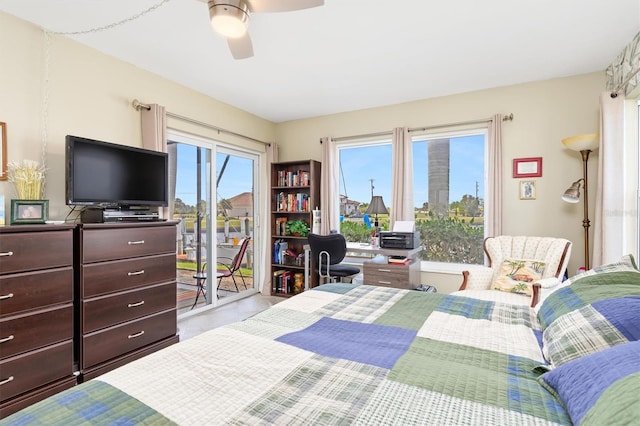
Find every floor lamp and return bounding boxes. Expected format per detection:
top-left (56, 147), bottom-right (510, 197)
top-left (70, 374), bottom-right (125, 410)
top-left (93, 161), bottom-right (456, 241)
top-left (561, 133), bottom-right (599, 271)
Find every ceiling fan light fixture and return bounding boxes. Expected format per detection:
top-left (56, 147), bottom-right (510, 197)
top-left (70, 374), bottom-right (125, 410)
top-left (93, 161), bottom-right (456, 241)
top-left (209, 1), bottom-right (249, 39)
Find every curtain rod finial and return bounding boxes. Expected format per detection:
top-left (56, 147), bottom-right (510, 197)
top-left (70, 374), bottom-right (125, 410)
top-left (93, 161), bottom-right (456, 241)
top-left (503, 113), bottom-right (514, 121)
top-left (132, 99), bottom-right (151, 111)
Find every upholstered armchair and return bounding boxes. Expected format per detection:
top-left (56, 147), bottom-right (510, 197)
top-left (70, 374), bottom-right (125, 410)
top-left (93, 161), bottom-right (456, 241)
top-left (453, 235), bottom-right (572, 307)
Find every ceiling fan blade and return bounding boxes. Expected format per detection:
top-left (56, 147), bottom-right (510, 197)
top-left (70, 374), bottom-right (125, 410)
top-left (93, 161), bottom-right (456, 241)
top-left (228, 32), bottom-right (253, 59)
top-left (248, 0), bottom-right (323, 13)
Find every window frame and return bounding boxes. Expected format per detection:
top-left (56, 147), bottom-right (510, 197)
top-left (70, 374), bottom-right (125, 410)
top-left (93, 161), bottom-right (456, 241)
top-left (333, 126), bottom-right (490, 269)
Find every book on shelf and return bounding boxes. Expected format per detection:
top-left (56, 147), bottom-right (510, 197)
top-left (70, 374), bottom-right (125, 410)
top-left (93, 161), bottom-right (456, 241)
top-left (275, 217), bottom-right (287, 236)
top-left (276, 192), bottom-right (310, 212)
top-left (277, 169), bottom-right (311, 187)
top-left (273, 269), bottom-right (294, 293)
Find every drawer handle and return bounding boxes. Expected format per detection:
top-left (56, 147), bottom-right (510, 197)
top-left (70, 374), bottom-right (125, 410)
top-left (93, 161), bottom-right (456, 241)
top-left (378, 281), bottom-right (392, 285)
top-left (0, 251), bottom-right (14, 257)
top-left (0, 293), bottom-right (14, 300)
top-left (0, 335), bottom-right (14, 344)
top-left (128, 301), bottom-right (145, 308)
top-left (128, 240), bottom-right (145, 245)
top-left (128, 330), bottom-right (145, 339)
top-left (378, 269), bottom-right (392, 272)
top-left (0, 376), bottom-right (14, 386)
top-left (127, 270), bottom-right (145, 276)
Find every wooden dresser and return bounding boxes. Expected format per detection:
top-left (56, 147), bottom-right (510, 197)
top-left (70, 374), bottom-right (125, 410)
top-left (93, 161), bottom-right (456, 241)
top-left (76, 221), bottom-right (179, 381)
top-left (0, 225), bottom-right (76, 418)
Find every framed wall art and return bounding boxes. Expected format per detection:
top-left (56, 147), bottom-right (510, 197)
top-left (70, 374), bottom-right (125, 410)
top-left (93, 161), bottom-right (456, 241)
top-left (513, 157), bottom-right (542, 178)
top-left (10, 199), bottom-right (49, 225)
top-left (519, 180), bottom-right (536, 200)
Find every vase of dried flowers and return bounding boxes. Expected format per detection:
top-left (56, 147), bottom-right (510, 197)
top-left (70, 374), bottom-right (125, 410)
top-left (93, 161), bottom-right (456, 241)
top-left (8, 160), bottom-right (46, 200)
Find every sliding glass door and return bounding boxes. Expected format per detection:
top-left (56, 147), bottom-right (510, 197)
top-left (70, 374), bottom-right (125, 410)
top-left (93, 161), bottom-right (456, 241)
top-left (215, 147), bottom-right (258, 299)
top-left (168, 131), bottom-right (260, 315)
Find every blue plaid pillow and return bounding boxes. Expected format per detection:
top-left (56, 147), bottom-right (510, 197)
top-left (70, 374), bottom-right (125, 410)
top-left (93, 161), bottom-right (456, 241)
top-left (540, 340), bottom-right (640, 425)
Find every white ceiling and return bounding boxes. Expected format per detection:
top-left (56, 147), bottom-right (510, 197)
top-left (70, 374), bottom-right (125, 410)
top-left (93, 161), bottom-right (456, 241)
top-left (1, 0), bottom-right (639, 123)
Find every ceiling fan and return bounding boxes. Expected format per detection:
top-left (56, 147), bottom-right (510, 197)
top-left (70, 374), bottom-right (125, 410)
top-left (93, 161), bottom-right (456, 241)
top-left (207, 0), bottom-right (324, 59)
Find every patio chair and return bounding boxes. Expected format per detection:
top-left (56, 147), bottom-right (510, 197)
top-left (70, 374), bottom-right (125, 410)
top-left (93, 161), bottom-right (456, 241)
top-left (217, 237), bottom-right (251, 293)
top-left (192, 263), bottom-right (208, 309)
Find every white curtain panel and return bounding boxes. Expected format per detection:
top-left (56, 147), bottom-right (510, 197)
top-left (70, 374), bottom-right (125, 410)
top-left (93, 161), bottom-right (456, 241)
top-left (260, 142), bottom-right (279, 294)
top-left (320, 136), bottom-right (339, 234)
top-left (267, 142), bottom-right (279, 164)
top-left (140, 104), bottom-right (169, 219)
top-left (486, 114), bottom-right (504, 237)
top-left (391, 127), bottom-right (414, 227)
top-left (593, 92), bottom-right (625, 267)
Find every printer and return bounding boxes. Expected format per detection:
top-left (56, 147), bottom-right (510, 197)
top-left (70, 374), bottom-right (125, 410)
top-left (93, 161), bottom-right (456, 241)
top-left (379, 231), bottom-right (421, 249)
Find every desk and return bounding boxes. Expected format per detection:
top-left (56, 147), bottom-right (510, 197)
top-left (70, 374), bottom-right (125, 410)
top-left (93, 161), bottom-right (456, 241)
top-left (304, 243), bottom-right (422, 290)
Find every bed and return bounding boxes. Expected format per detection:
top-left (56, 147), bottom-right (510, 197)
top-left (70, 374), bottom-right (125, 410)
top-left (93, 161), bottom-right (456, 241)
top-left (3, 255), bottom-right (640, 425)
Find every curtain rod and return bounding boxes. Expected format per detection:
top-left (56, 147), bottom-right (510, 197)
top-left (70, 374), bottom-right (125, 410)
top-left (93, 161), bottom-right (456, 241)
top-left (132, 99), bottom-right (271, 146)
top-left (331, 130), bottom-right (393, 142)
top-left (327, 113), bottom-right (513, 142)
top-left (408, 113), bottom-right (513, 133)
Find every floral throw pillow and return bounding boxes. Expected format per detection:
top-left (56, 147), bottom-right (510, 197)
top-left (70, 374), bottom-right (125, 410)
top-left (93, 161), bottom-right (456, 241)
top-left (493, 258), bottom-right (546, 297)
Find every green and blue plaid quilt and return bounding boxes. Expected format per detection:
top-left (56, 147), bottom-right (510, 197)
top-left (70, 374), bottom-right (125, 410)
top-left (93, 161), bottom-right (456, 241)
top-left (2, 284), bottom-right (570, 425)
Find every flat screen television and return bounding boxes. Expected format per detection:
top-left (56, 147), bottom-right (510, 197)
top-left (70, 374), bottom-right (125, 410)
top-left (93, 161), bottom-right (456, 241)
top-left (65, 135), bottom-right (169, 208)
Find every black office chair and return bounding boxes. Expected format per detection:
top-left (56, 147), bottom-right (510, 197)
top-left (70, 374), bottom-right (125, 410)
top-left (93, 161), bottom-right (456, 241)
top-left (307, 233), bottom-right (360, 283)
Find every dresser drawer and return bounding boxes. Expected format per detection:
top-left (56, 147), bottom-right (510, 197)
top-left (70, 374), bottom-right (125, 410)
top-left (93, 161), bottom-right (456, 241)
top-left (0, 268), bottom-right (73, 317)
top-left (0, 305), bottom-right (73, 360)
top-left (0, 340), bottom-right (73, 402)
top-left (363, 260), bottom-right (419, 289)
top-left (0, 230), bottom-right (72, 274)
top-left (81, 253), bottom-right (176, 297)
top-left (82, 309), bottom-right (176, 369)
top-left (83, 283), bottom-right (176, 333)
top-left (81, 225), bottom-right (176, 263)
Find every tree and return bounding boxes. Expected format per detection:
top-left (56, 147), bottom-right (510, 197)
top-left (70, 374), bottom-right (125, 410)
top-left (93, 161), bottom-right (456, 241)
top-left (416, 214), bottom-right (484, 264)
top-left (173, 198), bottom-right (195, 214)
top-left (218, 198), bottom-right (232, 217)
top-left (459, 194), bottom-right (480, 217)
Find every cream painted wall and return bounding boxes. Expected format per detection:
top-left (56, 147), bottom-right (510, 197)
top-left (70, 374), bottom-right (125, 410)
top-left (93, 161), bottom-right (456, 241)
top-left (0, 11), bottom-right (275, 221)
top-left (2, 11), bottom-right (631, 292)
top-left (275, 73), bottom-right (606, 283)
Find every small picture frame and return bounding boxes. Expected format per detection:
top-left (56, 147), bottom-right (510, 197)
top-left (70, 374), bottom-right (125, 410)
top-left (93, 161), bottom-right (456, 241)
top-left (519, 181), bottom-right (536, 200)
top-left (10, 199), bottom-right (49, 224)
top-left (513, 157), bottom-right (542, 178)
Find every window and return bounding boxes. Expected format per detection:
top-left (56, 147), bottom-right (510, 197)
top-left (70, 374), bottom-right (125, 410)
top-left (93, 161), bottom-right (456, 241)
top-left (411, 130), bottom-right (486, 265)
top-left (335, 128), bottom-right (487, 266)
top-left (338, 140), bottom-right (392, 242)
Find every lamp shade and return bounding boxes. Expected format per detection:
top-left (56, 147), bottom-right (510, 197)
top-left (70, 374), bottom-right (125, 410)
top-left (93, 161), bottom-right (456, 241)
top-left (365, 196), bottom-right (388, 215)
top-left (209, 0), bottom-right (249, 38)
top-left (562, 180), bottom-right (582, 203)
top-left (561, 133), bottom-right (599, 152)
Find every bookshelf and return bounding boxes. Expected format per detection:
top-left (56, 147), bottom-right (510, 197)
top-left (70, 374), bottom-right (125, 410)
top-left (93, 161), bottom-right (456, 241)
top-left (270, 160), bottom-right (321, 296)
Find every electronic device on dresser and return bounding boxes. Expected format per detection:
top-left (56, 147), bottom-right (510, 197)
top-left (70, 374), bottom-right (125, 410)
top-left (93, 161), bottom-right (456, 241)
top-left (65, 135), bottom-right (168, 223)
top-left (379, 231), bottom-right (421, 249)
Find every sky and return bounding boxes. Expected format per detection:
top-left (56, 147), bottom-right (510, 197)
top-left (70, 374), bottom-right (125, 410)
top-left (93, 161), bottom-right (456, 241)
top-left (339, 134), bottom-right (485, 207)
top-left (174, 144), bottom-right (253, 206)
top-left (174, 134), bottom-right (485, 208)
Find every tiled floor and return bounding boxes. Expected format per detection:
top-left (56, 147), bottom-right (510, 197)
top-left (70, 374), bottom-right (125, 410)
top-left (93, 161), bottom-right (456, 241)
top-left (177, 293), bottom-right (283, 340)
